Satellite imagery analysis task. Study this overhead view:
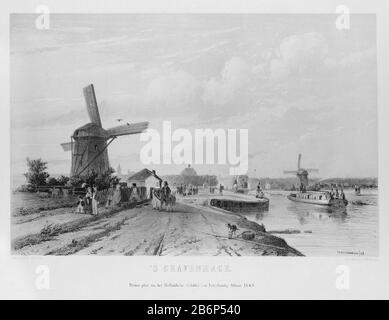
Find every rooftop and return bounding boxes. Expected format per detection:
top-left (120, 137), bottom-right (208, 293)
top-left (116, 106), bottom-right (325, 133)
top-left (128, 168), bottom-right (162, 182)
top-left (181, 164), bottom-right (197, 176)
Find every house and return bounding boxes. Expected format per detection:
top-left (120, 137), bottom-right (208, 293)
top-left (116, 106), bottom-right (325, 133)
top-left (127, 169), bottom-right (162, 198)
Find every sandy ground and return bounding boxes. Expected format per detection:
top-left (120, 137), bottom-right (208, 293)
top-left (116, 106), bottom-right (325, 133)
top-left (11, 193), bottom-right (302, 256)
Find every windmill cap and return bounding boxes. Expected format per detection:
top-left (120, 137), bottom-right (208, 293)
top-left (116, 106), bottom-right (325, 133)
top-left (73, 122), bottom-right (108, 139)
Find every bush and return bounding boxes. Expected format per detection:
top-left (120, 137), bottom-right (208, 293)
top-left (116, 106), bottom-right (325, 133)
top-left (69, 175), bottom-right (83, 187)
top-left (47, 175), bottom-right (70, 186)
top-left (40, 224), bottom-right (62, 237)
top-left (47, 177), bottom-right (59, 186)
top-left (69, 168), bottom-right (119, 190)
top-left (18, 207), bottom-right (36, 216)
top-left (57, 175), bottom-right (70, 186)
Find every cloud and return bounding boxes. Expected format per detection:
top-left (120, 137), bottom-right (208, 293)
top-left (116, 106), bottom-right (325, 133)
top-left (269, 32), bottom-right (328, 81)
top-left (193, 27), bottom-right (241, 38)
top-left (324, 47), bottom-right (376, 68)
top-left (10, 15), bottom-right (377, 178)
top-left (202, 57), bottom-right (251, 106)
top-left (147, 69), bottom-right (199, 111)
top-left (11, 35), bottom-right (130, 55)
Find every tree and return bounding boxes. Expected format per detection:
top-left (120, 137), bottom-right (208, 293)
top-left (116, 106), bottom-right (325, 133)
top-left (69, 175), bottom-right (83, 187)
top-left (46, 176), bottom-right (69, 186)
top-left (47, 177), bottom-right (59, 186)
top-left (24, 158), bottom-right (50, 188)
top-left (57, 175), bottom-right (70, 186)
top-left (95, 167), bottom-right (120, 190)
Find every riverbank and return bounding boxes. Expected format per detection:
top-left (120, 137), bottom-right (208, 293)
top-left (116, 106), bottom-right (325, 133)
top-left (11, 192), bottom-right (302, 256)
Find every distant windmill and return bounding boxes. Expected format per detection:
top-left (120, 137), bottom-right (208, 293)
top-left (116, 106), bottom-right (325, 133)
top-left (283, 153), bottom-right (319, 188)
top-left (61, 84), bottom-right (149, 178)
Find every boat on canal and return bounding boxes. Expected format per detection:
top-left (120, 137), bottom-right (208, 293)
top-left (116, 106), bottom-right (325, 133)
top-left (284, 153), bottom-right (348, 207)
top-left (210, 192), bottom-right (269, 213)
top-left (287, 191), bottom-right (348, 207)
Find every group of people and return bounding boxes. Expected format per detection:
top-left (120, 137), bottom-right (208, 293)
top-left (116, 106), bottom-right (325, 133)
top-left (75, 182), bottom-right (147, 215)
top-left (152, 181), bottom-right (176, 211)
top-left (329, 187), bottom-right (346, 200)
top-left (76, 185), bottom-right (99, 215)
top-left (176, 184), bottom-right (198, 196)
top-left (256, 183), bottom-right (265, 199)
top-left (50, 187), bottom-right (69, 199)
top-left (206, 184), bottom-right (224, 194)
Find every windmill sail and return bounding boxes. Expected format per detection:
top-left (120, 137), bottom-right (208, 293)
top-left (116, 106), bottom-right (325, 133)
top-left (83, 84), bottom-right (102, 127)
top-left (60, 142), bottom-right (73, 152)
top-left (297, 153), bottom-right (302, 170)
top-left (106, 121), bottom-right (149, 138)
top-left (62, 84), bottom-right (149, 178)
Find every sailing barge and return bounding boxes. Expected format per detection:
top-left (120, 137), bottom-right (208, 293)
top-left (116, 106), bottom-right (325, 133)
top-left (284, 154), bottom-right (348, 207)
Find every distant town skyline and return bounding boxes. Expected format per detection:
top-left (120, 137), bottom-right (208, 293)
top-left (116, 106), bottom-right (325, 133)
top-left (11, 14), bottom-right (377, 179)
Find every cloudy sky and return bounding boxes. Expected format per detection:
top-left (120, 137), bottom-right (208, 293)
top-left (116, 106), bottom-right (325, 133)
top-left (11, 14), bottom-right (377, 179)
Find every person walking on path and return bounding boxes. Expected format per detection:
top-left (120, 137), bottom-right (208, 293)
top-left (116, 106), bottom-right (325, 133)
top-left (105, 184), bottom-right (114, 208)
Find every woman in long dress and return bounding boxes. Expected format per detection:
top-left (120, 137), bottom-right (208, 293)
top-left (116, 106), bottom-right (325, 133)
top-left (92, 186), bottom-right (98, 215)
top-left (85, 187), bottom-right (93, 214)
top-left (112, 184), bottom-right (122, 206)
top-left (105, 185), bottom-right (114, 208)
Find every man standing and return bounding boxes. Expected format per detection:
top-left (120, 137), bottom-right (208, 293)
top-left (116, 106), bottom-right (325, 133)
top-left (161, 181), bottom-right (171, 208)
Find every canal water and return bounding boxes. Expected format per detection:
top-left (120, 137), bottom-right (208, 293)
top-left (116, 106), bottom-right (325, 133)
top-left (243, 189), bottom-right (378, 257)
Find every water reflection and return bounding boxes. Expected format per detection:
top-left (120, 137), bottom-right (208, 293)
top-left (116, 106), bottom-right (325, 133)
top-left (254, 211), bottom-right (266, 221)
top-left (243, 190), bottom-right (378, 256)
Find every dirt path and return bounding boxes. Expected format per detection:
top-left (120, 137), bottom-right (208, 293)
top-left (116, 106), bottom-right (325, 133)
top-left (12, 201), bottom-right (302, 256)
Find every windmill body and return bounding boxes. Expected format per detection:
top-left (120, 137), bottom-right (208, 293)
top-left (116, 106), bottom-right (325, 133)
top-left (61, 84), bottom-right (149, 179)
top-left (71, 123), bottom-right (110, 177)
top-left (283, 153), bottom-right (318, 189)
top-left (296, 169), bottom-right (309, 188)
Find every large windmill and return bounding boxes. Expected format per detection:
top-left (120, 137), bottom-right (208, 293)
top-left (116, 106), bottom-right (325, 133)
top-left (61, 84), bottom-right (149, 179)
top-left (283, 153), bottom-right (319, 188)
